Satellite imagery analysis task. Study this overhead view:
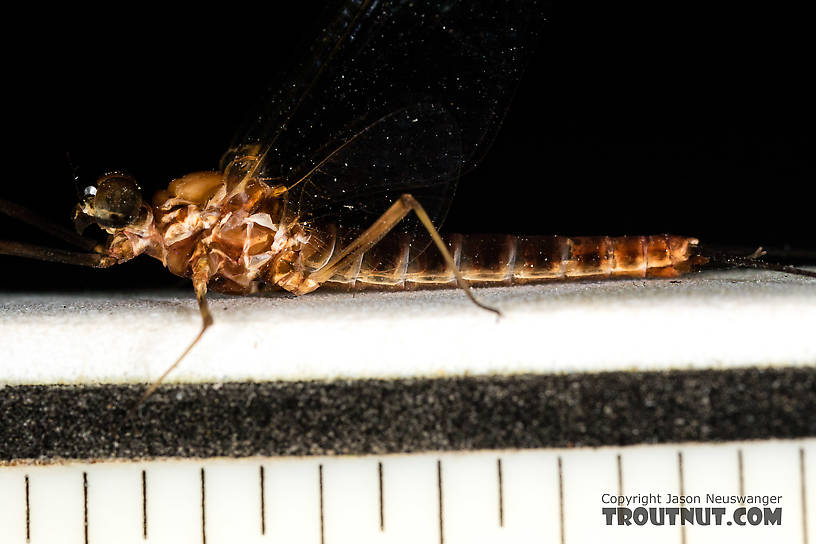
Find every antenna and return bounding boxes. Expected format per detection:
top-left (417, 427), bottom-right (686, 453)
top-left (66, 152), bottom-right (83, 200)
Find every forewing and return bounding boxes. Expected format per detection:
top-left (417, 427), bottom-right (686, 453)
top-left (224, 0), bottom-right (542, 238)
top-left (287, 103), bottom-right (461, 246)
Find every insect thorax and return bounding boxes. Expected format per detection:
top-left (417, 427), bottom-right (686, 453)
top-left (105, 171), bottom-right (314, 294)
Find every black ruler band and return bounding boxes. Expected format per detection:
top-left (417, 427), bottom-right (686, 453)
top-left (2, 367), bottom-right (814, 461)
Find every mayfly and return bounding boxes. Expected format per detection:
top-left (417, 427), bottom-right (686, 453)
top-left (1, 0), bottom-right (813, 406)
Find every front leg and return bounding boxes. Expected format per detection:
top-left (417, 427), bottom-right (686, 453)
top-left (131, 251), bottom-right (214, 410)
top-left (0, 198), bottom-right (104, 253)
top-left (307, 194), bottom-right (500, 315)
top-left (0, 240), bottom-right (116, 268)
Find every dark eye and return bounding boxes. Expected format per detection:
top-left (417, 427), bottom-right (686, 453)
top-left (93, 173), bottom-right (143, 228)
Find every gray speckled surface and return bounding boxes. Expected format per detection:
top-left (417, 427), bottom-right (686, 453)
top-left (1, 269), bottom-right (815, 385)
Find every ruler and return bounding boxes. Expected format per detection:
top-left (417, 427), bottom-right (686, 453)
top-left (1, 439), bottom-right (813, 544)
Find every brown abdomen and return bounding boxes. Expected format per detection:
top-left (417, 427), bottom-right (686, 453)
top-left (320, 234), bottom-right (704, 289)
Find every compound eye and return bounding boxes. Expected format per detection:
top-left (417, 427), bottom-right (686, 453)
top-left (93, 173), bottom-right (143, 228)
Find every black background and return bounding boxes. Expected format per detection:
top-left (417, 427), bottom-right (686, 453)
top-left (2, 2), bottom-right (814, 291)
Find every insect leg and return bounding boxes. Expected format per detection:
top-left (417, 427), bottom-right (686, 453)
top-left (131, 254), bottom-right (214, 410)
top-left (0, 240), bottom-right (115, 267)
top-left (0, 198), bottom-right (104, 252)
top-left (308, 194), bottom-right (500, 315)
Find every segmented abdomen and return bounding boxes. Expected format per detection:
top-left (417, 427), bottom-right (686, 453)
top-left (315, 234), bottom-right (703, 289)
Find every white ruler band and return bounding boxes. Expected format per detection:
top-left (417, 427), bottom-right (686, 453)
top-left (0, 438), bottom-right (813, 544)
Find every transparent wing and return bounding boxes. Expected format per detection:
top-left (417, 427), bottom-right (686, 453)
top-left (288, 103), bottom-right (461, 244)
top-left (223, 0), bottom-right (542, 243)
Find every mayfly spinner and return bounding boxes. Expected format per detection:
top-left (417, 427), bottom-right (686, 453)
top-left (1, 1), bottom-right (813, 406)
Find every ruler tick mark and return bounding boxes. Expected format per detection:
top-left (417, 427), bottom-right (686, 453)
top-left (801, 448), bottom-right (808, 544)
top-left (25, 474), bottom-right (30, 543)
top-left (142, 470), bottom-right (147, 540)
top-left (437, 460), bottom-right (444, 544)
top-left (200, 468), bottom-right (206, 544)
top-left (260, 466), bottom-right (266, 535)
top-left (678, 452), bottom-right (686, 544)
top-left (737, 449), bottom-right (745, 507)
top-left (83, 472), bottom-right (88, 544)
top-left (497, 458), bottom-right (504, 527)
top-left (378, 461), bottom-right (384, 532)
top-left (558, 457), bottom-right (565, 544)
top-left (319, 464), bottom-right (325, 544)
